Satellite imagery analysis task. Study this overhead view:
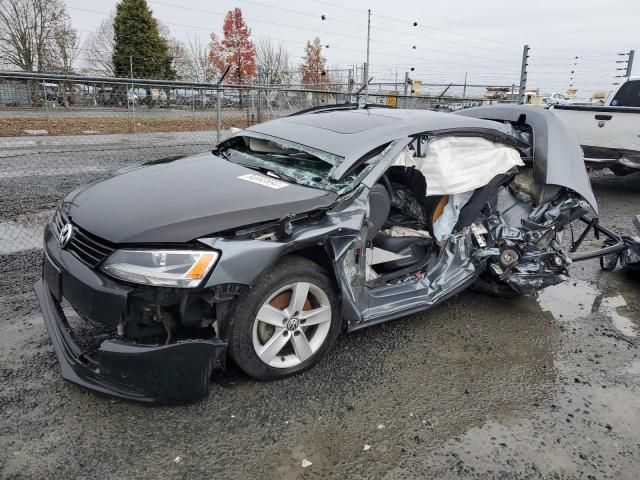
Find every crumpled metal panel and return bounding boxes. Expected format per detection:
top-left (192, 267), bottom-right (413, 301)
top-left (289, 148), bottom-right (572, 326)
top-left (351, 230), bottom-right (478, 329)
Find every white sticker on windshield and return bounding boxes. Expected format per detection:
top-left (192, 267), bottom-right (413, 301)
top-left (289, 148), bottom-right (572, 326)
top-left (237, 173), bottom-right (289, 189)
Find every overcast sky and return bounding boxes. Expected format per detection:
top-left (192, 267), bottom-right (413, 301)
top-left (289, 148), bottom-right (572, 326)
top-left (66, 0), bottom-right (638, 95)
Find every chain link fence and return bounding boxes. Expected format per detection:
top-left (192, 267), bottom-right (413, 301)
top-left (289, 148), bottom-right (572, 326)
top-left (0, 70), bottom-right (515, 258)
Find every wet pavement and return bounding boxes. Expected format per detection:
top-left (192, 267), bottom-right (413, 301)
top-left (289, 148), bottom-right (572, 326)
top-left (0, 160), bottom-right (639, 478)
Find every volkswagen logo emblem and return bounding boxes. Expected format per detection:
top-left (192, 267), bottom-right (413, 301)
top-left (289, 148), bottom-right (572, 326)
top-left (286, 317), bottom-right (300, 331)
top-left (58, 223), bottom-right (73, 249)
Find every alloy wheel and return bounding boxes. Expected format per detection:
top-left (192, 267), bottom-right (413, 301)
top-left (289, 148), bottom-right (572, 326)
top-left (252, 282), bottom-right (332, 368)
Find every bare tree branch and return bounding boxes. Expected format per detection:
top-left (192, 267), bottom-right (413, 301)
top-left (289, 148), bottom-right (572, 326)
top-left (81, 11), bottom-right (115, 75)
top-left (256, 38), bottom-right (290, 86)
top-left (186, 34), bottom-right (218, 83)
top-left (0, 0), bottom-right (70, 71)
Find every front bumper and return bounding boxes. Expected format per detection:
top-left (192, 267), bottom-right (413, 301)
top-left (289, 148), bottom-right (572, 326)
top-left (35, 278), bottom-right (226, 404)
top-left (35, 226), bottom-right (227, 404)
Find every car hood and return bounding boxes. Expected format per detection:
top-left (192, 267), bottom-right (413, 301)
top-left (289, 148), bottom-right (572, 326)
top-left (64, 152), bottom-right (338, 244)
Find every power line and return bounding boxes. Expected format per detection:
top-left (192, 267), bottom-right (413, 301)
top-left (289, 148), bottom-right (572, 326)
top-left (70, 7), bottom-right (522, 73)
top-left (308, 0), bottom-right (516, 49)
top-left (67, 3), bottom-right (624, 90)
top-left (146, 0), bottom-right (523, 63)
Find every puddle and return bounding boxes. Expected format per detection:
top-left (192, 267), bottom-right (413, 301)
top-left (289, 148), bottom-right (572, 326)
top-left (624, 360), bottom-right (640, 375)
top-left (536, 280), bottom-right (599, 321)
top-left (600, 295), bottom-right (637, 337)
top-left (536, 280), bottom-right (638, 337)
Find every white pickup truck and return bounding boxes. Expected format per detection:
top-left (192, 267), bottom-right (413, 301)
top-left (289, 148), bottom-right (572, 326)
top-left (551, 78), bottom-right (640, 175)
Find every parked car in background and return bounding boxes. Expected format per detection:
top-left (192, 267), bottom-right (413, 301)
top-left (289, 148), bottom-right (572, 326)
top-left (43, 83), bottom-right (59, 103)
top-left (140, 88), bottom-right (175, 108)
top-left (551, 77), bottom-right (640, 175)
top-left (545, 93), bottom-right (572, 106)
top-left (56, 85), bottom-right (82, 106)
top-left (97, 87), bottom-right (129, 107)
top-left (96, 88), bottom-right (143, 107)
top-left (127, 90), bottom-right (139, 106)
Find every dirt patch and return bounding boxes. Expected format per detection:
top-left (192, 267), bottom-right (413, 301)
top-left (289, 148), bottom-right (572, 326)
top-left (0, 115), bottom-right (248, 136)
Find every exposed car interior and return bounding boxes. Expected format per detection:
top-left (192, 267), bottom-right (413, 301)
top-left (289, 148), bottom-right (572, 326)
top-left (367, 169), bottom-right (437, 282)
top-left (364, 135), bottom-right (526, 284)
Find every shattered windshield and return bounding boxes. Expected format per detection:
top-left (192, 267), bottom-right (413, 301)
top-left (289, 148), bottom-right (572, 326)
top-left (216, 133), bottom-right (362, 194)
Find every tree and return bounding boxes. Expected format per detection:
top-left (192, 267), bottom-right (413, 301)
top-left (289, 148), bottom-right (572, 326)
top-left (112, 0), bottom-right (174, 79)
top-left (208, 33), bottom-right (225, 75)
top-left (186, 34), bottom-right (218, 83)
top-left (49, 9), bottom-right (80, 107)
top-left (0, 0), bottom-right (72, 72)
top-left (49, 11), bottom-right (79, 74)
top-left (256, 38), bottom-right (289, 86)
top-left (157, 22), bottom-right (190, 80)
top-left (210, 8), bottom-right (256, 85)
top-left (301, 37), bottom-right (327, 85)
top-left (82, 12), bottom-right (116, 75)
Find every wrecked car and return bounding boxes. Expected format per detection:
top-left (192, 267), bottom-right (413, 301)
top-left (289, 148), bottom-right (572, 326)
top-left (35, 104), bottom-right (616, 404)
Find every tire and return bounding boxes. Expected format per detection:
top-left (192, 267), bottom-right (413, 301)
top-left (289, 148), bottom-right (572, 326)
top-left (599, 240), bottom-right (619, 271)
top-left (472, 274), bottom-right (522, 298)
top-left (227, 256), bottom-right (341, 380)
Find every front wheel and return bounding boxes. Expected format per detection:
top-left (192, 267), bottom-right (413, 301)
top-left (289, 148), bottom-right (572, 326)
top-left (228, 256), bottom-right (341, 380)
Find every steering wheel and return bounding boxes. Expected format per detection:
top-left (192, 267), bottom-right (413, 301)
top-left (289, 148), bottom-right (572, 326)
top-left (380, 173), bottom-right (394, 199)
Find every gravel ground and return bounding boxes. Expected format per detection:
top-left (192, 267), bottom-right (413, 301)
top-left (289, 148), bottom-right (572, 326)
top-left (0, 140), bottom-right (638, 479)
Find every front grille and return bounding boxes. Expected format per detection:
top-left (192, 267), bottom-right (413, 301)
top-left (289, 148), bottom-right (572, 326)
top-left (52, 210), bottom-right (116, 268)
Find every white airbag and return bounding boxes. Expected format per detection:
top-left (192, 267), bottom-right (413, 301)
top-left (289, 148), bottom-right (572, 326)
top-left (415, 136), bottom-right (524, 195)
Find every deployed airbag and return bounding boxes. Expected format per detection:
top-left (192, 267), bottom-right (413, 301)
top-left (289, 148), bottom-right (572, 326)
top-left (415, 136), bottom-right (524, 195)
top-left (432, 191), bottom-right (475, 240)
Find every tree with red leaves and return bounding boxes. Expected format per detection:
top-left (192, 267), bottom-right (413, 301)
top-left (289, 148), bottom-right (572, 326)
top-left (209, 8), bottom-right (256, 86)
top-left (301, 37), bottom-right (327, 85)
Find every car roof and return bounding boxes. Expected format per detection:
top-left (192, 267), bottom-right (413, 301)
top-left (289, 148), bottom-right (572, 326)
top-left (245, 107), bottom-right (510, 164)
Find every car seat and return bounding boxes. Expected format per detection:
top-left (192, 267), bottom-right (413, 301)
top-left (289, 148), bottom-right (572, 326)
top-left (368, 181), bottom-right (434, 274)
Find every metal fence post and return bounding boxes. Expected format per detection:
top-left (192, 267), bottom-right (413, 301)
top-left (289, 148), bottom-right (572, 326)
top-left (129, 55), bottom-right (136, 132)
top-left (518, 45), bottom-right (529, 105)
top-left (626, 50), bottom-right (635, 77)
top-left (41, 79), bottom-right (48, 112)
top-left (216, 86), bottom-right (221, 142)
top-left (257, 89), bottom-right (262, 123)
top-left (256, 68), bottom-right (262, 123)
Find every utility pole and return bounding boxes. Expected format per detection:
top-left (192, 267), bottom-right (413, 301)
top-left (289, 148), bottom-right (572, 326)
top-left (518, 45), bottom-right (529, 105)
top-left (364, 9), bottom-right (371, 95)
top-left (626, 50), bottom-right (635, 77)
top-left (404, 71), bottom-right (409, 96)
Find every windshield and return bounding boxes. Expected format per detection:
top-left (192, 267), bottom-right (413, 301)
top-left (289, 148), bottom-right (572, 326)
top-left (216, 133), bottom-right (363, 194)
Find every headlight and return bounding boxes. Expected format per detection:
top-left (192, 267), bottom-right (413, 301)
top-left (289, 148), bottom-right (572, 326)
top-left (102, 250), bottom-right (219, 288)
